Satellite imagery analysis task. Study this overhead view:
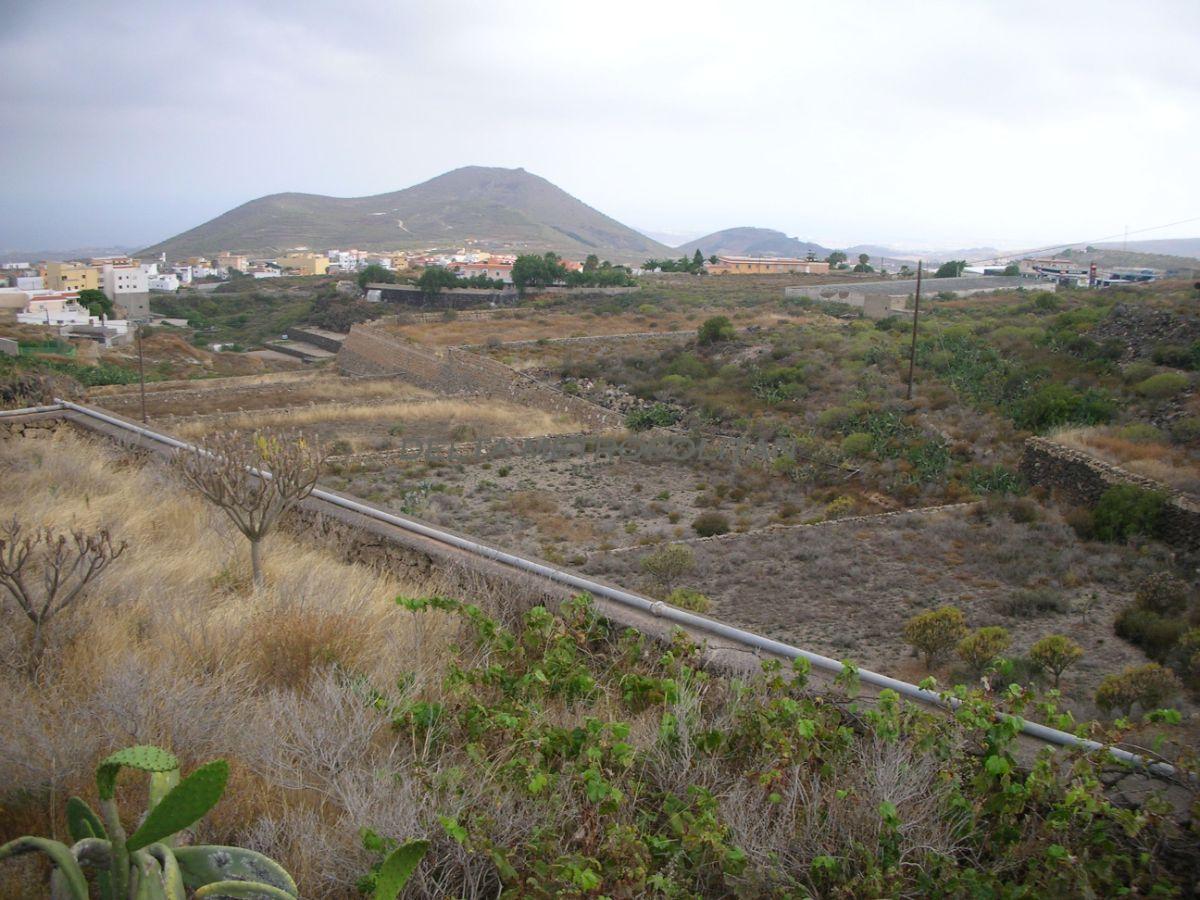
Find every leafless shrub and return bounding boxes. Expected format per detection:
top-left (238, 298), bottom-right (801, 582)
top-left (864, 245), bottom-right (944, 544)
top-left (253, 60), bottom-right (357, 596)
top-left (174, 429), bottom-right (324, 586)
top-left (0, 519), bottom-right (126, 673)
top-left (723, 736), bottom-right (969, 895)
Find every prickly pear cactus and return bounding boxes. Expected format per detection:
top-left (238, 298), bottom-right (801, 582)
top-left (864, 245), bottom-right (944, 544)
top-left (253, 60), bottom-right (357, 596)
top-left (0, 746), bottom-right (297, 900)
top-left (96, 745), bottom-right (179, 800)
top-left (127, 760), bottom-right (229, 851)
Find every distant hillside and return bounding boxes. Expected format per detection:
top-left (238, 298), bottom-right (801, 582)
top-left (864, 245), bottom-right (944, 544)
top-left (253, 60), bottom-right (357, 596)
top-left (140, 167), bottom-right (670, 262)
top-left (1056, 246), bottom-right (1200, 273)
top-left (844, 245), bottom-right (1003, 266)
top-left (1090, 237), bottom-right (1200, 260)
top-left (674, 227), bottom-right (831, 259)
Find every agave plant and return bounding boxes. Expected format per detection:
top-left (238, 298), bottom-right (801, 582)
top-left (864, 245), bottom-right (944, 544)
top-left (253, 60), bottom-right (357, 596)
top-left (0, 745), bottom-right (297, 899)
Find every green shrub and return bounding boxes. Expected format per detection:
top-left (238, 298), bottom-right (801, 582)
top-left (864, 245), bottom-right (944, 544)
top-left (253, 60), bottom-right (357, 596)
top-left (666, 587), bottom-right (712, 613)
top-left (1169, 416), bottom-right (1200, 443)
top-left (1150, 342), bottom-right (1200, 371)
top-left (1011, 383), bottom-right (1114, 432)
top-left (956, 626), bottom-right (1011, 677)
top-left (1116, 423), bottom-right (1164, 443)
top-left (1028, 634), bottom-right (1084, 688)
top-left (1092, 484), bottom-right (1166, 542)
top-left (1094, 662), bottom-right (1182, 718)
top-left (697, 316), bottom-right (735, 345)
top-left (903, 605), bottom-right (968, 670)
top-left (639, 544), bottom-right (695, 593)
top-left (991, 587), bottom-right (1067, 617)
top-left (1135, 371), bottom-right (1189, 399)
top-left (823, 495), bottom-right (856, 519)
top-left (691, 512), bottom-right (730, 537)
top-left (1114, 606), bottom-right (1188, 662)
top-left (625, 403), bottom-right (680, 431)
top-left (1134, 572), bottom-right (1191, 616)
top-left (840, 432), bottom-right (874, 458)
top-left (966, 465), bottom-right (1025, 495)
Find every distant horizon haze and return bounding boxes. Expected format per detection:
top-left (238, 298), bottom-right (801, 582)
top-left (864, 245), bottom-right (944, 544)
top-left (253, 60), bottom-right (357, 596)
top-left (1, 0), bottom-right (1197, 253)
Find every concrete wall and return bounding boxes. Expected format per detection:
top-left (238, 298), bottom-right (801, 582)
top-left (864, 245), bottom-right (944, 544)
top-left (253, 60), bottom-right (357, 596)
top-left (1020, 436), bottom-right (1200, 550)
top-left (336, 325), bottom-right (620, 431)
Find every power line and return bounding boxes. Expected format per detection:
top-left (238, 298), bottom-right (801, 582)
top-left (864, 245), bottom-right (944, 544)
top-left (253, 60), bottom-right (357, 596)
top-left (962, 214), bottom-right (1200, 266)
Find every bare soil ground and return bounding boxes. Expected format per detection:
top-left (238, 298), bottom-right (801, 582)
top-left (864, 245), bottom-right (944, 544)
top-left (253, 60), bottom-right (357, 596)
top-left (583, 503), bottom-right (1187, 720)
top-left (327, 446), bottom-right (877, 562)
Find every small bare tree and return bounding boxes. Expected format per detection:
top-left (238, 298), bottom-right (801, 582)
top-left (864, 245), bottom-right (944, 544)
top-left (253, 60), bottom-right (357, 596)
top-left (0, 519), bottom-right (126, 673)
top-left (175, 430), bottom-right (324, 587)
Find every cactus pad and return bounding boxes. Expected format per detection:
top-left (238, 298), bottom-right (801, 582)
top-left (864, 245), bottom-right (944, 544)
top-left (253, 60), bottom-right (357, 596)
top-left (194, 881), bottom-right (297, 899)
top-left (175, 846), bottom-right (298, 896)
top-left (96, 746), bottom-right (179, 800)
top-left (372, 839), bottom-right (429, 900)
top-left (127, 760), bottom-right (229, 852)
top-left (66, 796), bottom-right (107, 842)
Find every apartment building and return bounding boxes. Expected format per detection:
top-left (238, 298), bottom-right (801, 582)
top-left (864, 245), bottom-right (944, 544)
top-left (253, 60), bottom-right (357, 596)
top-left (100, 264), bottom-right (150, 320)
top-left (44, 262), bottom-right (100, 292)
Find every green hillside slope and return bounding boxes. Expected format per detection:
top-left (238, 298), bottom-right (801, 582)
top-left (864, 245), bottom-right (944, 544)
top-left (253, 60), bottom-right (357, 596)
top-left (674, 227), bottom-right (831, 259)
top-left (140, 166), bottom-right (670, 262)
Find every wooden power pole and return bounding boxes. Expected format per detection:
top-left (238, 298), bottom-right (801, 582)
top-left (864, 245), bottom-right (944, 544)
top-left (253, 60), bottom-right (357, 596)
top-left (136, 324), bottom-right (148, 423)
top-left (905, 260), bottom-right (923, 401)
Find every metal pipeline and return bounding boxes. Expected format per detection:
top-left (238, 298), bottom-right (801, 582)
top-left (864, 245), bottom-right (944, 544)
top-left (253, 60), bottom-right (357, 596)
top-left (50, 398), bottom-right (1178, 778)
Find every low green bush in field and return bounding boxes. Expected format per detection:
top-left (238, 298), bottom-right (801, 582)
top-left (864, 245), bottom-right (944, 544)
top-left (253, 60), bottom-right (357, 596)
top-left (1092, 484), bottom-right (1167, 542)
top-left (1135, 371), bottom-right (1189, 399)
top-left (382, 594), bottom-right (1195, 896)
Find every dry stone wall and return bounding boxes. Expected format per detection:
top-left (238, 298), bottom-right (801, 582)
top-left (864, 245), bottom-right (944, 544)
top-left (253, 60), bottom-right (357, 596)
top-left (337, 325), bottom-right (620, 431)
top-left (1020, 436), bottom-right (1200, 550)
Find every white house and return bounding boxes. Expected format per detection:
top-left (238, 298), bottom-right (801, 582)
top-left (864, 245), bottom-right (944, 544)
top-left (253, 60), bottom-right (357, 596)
top-left (100, 264), bottom-right (150, 320)
top-left (17, 294), bottom-right (130, 335)
top-left (16, 275), bottom-right (44, 290)
top-left (139, 262), bottom-right (160, 278)
top-left (148, 273), bottom-right (180, 292)
top-left (172, 265), bottom-right (194, 284)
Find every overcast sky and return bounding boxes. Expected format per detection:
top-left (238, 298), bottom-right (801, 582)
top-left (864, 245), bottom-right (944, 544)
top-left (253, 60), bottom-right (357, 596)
top-left (2, 0), bottom-right (1198, 253)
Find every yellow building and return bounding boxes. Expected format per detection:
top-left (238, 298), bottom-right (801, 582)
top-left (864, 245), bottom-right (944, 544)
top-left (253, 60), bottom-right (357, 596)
top-left (390, 253), bottom-right (410, 271)
top-left (277, 253), bottom-right (329, 276)
top-left (706, 256), bottom-right (831, 275)
top-left (216, 253), bottom-right (250, 273)
top-left (44, 262), bottom-right (100, 292)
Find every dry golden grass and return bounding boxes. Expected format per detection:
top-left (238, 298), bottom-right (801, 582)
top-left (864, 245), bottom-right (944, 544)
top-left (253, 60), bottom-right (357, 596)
top-left (90, 372), bottom-right (433, 418)
top-left (1052, 426), bottom-right (1200, 494)
top-left (173, 398), bottom-right (582, 439)
top-left (0, 429), bottom-right (459, 897)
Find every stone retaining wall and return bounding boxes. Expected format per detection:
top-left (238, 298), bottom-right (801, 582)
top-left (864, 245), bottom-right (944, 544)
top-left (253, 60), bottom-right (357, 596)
top-left (1020, 436), bottom-right (1200, 550)
top-left (337, 325), bottom-right (620, 431)
top-left (286, 327), bottom-right (347, 353)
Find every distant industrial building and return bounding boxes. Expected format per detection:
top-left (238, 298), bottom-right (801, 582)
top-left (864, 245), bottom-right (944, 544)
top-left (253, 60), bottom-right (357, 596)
top-left (706, 256), bottom-right (831, 275)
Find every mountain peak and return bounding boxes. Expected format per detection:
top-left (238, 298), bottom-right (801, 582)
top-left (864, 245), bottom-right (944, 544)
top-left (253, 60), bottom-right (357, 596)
top-left (140, 167), bottom-right (668, 262)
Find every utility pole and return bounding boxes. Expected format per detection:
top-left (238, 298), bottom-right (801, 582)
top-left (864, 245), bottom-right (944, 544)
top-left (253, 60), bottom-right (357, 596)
top-left (136, 323), bottom-right (147, 423)
top-left (905, 260), bottom-right (922, 401)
